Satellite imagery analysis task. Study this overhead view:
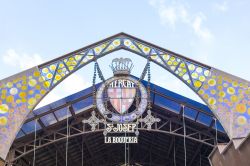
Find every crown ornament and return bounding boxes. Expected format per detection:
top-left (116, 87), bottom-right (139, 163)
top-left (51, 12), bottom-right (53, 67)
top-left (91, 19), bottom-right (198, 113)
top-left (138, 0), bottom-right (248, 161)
top-left (110, 58), bottom-right (134, 75)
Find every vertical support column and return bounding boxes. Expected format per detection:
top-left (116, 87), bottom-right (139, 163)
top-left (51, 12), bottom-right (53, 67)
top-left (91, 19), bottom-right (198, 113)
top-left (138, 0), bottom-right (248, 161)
top-left (0, 67), bottom-right (49, 160)
top-left (5, 150), bottom-right (15, 166)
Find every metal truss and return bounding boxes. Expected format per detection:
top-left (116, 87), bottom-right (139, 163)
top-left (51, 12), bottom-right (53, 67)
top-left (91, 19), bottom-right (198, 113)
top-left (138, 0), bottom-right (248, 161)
top-left (9, 111), bottom-right (217, 164)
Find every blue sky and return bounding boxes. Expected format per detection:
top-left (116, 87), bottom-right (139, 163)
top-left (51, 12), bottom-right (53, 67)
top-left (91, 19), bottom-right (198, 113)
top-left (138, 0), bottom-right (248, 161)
top-left (0, 0), bottom-right (250, 107)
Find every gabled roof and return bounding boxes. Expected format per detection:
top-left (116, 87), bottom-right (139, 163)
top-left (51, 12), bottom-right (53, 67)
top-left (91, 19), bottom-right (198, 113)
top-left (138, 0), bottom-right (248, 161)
top-left (15, 77), bottom-right (225, 139)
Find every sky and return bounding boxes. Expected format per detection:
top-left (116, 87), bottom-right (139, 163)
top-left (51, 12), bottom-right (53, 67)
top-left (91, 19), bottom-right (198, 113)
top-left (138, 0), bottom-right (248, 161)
top-left (0, 0), bottom-right (250, 108)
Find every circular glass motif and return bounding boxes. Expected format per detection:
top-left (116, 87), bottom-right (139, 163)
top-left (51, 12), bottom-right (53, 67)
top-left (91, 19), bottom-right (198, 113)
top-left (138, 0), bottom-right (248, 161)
top-left (96, 76), bottom-right (148, 123)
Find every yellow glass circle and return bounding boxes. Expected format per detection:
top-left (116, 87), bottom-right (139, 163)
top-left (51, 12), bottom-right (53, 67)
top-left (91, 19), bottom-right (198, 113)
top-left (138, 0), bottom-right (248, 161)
top-left (108, 45), bottom-right (115, 50)
top-left (232, 81), bottom-right (238, 87)
top-left (162, 54), bottom-right (169, 60)
top-left (33, 71), bottom-right (40, 77)
top-left (28, 79), bottom-right (37, 87)
top-left (0, 104), bottom-right (9, 114)
top-left (59, 63), bottom-right (65, 68)
top-left (143, 47), bottom-right (150, 52)
top-left (6, 82), bottom-right (13, 88)
top-left (204, 70), bottom-right (210, 77)
top-left (21, 85), bottom-right (27, 91)
top-left (203, 84), bottom-right (209, 90)
top-left (180, 63), bottom-right (185, 68)
top-left (170, 57), bottom-right (175, 61)
top-left (19, 92), bottom-right (27, 99)
top-left (236, 103), bottom-right (247, 114)
top-left (218, 91), bottom-right (226, 98)
top-left (208, 79), bottom-right (216, 86)
top-left (16, 99), bottom-right (21, 104)
top-left (188, 64), bottom-right (195, 71)
top-left (6, 96), bottom-right (14, 103)
top-left (199, 76), bottom-right (205, 82)
top-left (42, 68), bottom-right (49, 74)
top-left (113, 40), bottom-right (120, 46)
top-left (208, 97), bottom-right (216, 105)
top-left (237, 116), bottom-right (247, 126)
top-left (198, 90), bottom-right (204, 95)
top-left (46, 73), bottom-right (53, 79)
top-left (44, 81), bottom-right (51, 88)
top-left (35, 94), bottom-right (41, 99)
top-left (191, 73), bottom-right (198, 79)
top-left (40, 89), bottom-right (47, 95)
top-left (94, 47), bottom-right (101, 53)
top-left (230, 95), bottom-right (238, 102)
top-left (49, 65), bottom-right (56, 71)
top-left (35, 85), bottom-right (41, 90)
top-left (217, 85), bottom-right (223, 91)
top-left (227, 87), bottom-right (235, 95)
top-left (173, 61), bottom-right (178, 66)
top-left (194, 81), bottom-right (202, 88)
top-left (211, 89), bottom-right (216, 95)
top-left (28, 98), bottom-right (37, 106)
top-left (55, 75), bottom-right (61, 81)
top-left (68, 66), bottom-right (74, 71)
top-left (0, 116), bottom-right (7, 126)
top-left (124, 40), bottom-right (131, 46)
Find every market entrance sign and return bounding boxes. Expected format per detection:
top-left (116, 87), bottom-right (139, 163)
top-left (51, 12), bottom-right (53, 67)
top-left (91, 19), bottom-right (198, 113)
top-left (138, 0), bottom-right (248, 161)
top-left (83, 58), bottom-right (160, 143)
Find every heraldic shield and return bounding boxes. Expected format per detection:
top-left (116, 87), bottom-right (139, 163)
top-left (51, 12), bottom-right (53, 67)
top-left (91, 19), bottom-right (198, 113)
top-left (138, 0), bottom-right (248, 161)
top-left (107, 86), bottom-right (136, 114)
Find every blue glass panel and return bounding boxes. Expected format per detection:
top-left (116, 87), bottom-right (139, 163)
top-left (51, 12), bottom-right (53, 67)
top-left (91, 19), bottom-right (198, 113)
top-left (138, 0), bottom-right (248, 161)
top-left (16, 130), bottom-right (25, 138)
top-left (72, 96), bottom-right (93, 114)
top-left (197, 113), bottom-right (213, 126)
top-left (54, 107), bottom-right (71, 121)
top-left (49, 99), bottom-right (66, 109)
top-left (22, 120), bottom-right (41, 134)
top-left (33, 105), bottom-right (52, 115)
top-left (184, 107), bottom-right (197, 120)
top-left (40, 113), bottom-right (57, 126)
top-left (154, 95), bottom-right (181, 113)
top-left (152, 81), bottom-right (213, 115)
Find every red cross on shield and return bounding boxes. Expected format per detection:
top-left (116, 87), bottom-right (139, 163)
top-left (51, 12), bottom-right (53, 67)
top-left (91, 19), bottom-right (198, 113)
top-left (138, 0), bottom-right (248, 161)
top-left (107, 86), bottom-right (136, 114)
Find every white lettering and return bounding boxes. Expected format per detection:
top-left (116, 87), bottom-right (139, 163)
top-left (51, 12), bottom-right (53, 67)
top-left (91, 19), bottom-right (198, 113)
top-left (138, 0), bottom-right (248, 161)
top-left (104, 137), bottom-right (138, 143)
top-left (105, 123), bottom-right (137, 133)
top-left (109, 79), bottom-right (135, 88)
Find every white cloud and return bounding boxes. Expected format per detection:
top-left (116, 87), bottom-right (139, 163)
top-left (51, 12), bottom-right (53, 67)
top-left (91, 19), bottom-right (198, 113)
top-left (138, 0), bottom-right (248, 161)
top-left (159, 5), bottom-right (177, 27)
top-left (36, 91), bottom-right (61, 108)
top-left (36, 73), bottom-right (91, 108)
top-left (3, 49), bottom-right (43, 70)
top-left (152, 75), bottom-right (204, 103)
top-left (192, 14), bottom-right (213, 41)
top-left (215, 1), bottom-right (229, 12)
top-left (149, 0), bottom-right (213, 41)
top-left (62, 73), bottom-right (91, 95)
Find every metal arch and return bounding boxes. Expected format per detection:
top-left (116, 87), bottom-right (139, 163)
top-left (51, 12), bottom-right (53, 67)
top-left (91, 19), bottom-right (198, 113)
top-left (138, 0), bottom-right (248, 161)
top-left (1, 32), bottom-right (250, 160)
top-left (39, 32), bottom-right (211, 93)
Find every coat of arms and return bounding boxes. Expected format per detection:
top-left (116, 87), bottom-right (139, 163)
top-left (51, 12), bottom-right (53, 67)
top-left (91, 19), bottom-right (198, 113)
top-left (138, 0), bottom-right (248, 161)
top-left (96, 58), bottom-right (148, 123)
